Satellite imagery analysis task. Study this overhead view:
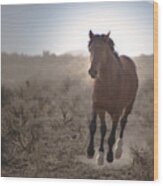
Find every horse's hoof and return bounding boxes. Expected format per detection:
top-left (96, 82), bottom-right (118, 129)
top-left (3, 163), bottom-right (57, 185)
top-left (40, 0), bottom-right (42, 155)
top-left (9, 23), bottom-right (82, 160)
top-left (115, 138), bottom-right (123, 159)
top-left (87, 147), bottom-right (95, 159)
top-left (96, 151), bottom-right (104, 166)
top-left (107, 151), bottom-right (114, 163)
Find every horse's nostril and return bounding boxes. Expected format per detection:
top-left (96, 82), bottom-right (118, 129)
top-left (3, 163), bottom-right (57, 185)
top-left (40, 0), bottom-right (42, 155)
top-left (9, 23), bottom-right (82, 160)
top-left (88, 68), bottom-right (97, 78)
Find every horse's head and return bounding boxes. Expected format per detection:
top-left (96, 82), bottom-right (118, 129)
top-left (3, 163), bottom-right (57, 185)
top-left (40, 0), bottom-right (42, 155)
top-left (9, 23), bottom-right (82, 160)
top-left (88, 30), bottom-right (111, 79)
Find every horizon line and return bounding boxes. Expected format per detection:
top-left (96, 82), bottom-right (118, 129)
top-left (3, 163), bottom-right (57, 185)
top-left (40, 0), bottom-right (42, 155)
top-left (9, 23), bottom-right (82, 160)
top-left (1, 50), bottom-right (154, 58)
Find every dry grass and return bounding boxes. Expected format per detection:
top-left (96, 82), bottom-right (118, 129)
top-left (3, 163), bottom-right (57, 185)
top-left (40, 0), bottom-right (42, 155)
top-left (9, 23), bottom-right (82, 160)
top-left (1, 52), bottom-right (154, 180)
top-left (130, 145), bottom-right (154, 181)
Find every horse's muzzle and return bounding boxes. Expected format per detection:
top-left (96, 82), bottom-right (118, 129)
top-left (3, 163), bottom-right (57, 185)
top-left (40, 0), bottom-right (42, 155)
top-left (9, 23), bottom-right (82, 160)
top-left (88, 68), bottom-right (97, 79)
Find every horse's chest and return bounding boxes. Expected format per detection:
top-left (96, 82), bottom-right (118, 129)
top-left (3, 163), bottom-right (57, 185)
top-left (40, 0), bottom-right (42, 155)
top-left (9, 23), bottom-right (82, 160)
top-left (93, 81), bottom-right (120, 105)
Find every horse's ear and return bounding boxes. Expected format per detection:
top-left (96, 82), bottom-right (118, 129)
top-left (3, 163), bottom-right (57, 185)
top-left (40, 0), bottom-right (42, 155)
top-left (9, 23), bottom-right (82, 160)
top-left (103, 31), bottom-right (111, 41)
top-left (89, 30), bottom-right (94, 39)
top-left (106, 31), bottom-right (111, 39)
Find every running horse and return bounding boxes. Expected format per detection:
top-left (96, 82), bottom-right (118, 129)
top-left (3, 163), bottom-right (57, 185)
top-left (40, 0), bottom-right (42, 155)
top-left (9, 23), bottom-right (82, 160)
top-left (87, 30), bottom-right (138, 165)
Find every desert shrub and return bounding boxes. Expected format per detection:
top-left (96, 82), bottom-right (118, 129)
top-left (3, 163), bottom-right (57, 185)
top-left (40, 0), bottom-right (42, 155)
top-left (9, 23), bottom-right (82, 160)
top-left (133, 78), bottom-right (154, 129)
top-left (130, 145), bottom-right (154, 180)
top-left (1, 85), bottom-right (13, 107)
top-left (1, 84), bottom-right (48, 175)
top-left (1, 76), bottom-right (90, 177)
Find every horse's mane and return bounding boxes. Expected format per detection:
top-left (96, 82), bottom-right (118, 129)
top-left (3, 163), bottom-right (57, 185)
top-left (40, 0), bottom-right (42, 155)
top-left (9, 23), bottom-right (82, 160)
top-left (108, 37), bottom-right (120, 61)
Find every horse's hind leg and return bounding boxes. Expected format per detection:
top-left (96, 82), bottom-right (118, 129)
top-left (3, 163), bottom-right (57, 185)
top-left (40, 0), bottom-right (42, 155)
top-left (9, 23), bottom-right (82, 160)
top-left (97, 111), bottom-right (106, 165)
top-left (120, 102), bottom-right (133, 138)
top-left (115, 102), bottom-right (134, 159)
top-left (87, 111), bottom-right (97, 158)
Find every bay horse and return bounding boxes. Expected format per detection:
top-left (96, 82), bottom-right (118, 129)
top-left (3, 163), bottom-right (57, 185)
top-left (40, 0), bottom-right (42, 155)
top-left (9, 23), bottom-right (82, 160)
top-left (87, 30), bottom-right (138, 165)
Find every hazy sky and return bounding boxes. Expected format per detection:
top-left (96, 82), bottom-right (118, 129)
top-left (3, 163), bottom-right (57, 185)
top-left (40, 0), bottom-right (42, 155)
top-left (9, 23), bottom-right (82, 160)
top-left (2, 1), bottom-right (154, 56)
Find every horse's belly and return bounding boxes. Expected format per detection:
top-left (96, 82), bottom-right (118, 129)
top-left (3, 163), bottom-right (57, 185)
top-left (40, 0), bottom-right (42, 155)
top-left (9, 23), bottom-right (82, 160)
top-left (92, 89), bottom-right (119, 112)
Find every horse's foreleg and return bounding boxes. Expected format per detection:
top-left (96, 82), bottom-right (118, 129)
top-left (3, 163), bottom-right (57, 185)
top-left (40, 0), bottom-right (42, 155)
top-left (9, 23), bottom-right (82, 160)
top-left (97, 112), bottom-right (106, 165)
top-left (107, 117), bottom-right (118, 163)
top-left (87, 112), bottom-right (97, 158)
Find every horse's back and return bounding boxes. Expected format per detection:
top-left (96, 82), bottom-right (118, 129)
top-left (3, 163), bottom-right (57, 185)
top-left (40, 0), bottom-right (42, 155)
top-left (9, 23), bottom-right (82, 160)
top-left (119, 55), bottom-right (138, 107)
top-left (120, 55), bottom-right (137, 75)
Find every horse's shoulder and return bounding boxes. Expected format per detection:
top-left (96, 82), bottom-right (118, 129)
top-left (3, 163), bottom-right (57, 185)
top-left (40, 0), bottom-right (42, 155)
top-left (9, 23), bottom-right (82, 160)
top-left (119, 55), bottom-right (136, 71)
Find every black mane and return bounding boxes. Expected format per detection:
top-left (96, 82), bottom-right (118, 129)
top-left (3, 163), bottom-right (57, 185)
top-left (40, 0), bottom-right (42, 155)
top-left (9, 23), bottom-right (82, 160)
top-left (108, 38), bottom-right (120, 61)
